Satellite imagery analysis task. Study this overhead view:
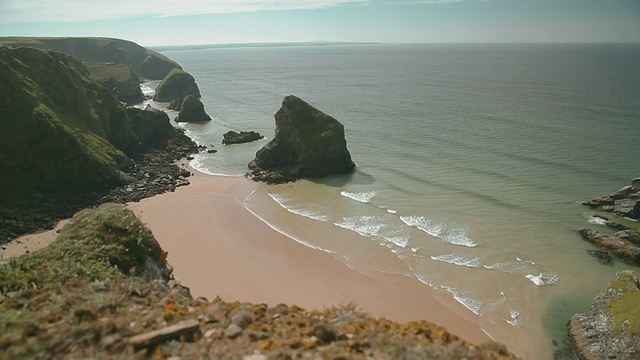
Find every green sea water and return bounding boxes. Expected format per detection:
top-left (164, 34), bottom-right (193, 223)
top-left (148, 43), bottom-right (640, 358)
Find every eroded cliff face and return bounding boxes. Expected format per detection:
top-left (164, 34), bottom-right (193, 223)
top-left (86, 62), bottom-right (145, 104)
top-left (249, 95), bottom-right (355, 184)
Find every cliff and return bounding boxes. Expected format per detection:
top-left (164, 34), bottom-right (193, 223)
top-left (0, 46), bottom-right (197, 241)
top-left (0, 37), bottom-right (181, 80)
top-left (85, 62), bottom-right (145, 104)
top-left (0, 204), bottom-right (516, 359)
top-left (568, 270), bottom-right (640, 359)
top-left (0, 46), bottom-right (138, 200)
top-left (249, 95), bottom-right (355, 183)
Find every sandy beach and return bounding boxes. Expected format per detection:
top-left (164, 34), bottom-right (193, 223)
top-left (126, 169), bottom-right (491, 345)
top-left (1, 168), bottom-right (493, 347)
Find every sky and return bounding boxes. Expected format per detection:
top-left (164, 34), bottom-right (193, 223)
top-left (0, 0), bottom-right (639, 46)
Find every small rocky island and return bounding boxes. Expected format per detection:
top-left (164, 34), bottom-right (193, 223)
top-left (223, 131), bottom-right (264, 145)
top-left (249, 95), bottom-right (356, 184)
top-left (583, 178), bottom-right (640, 220)
top-left (153, 68), bottom-right (201, 103)
top-left (175, 95), bottom-right (211, 123)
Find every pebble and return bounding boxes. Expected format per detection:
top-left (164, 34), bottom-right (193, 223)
top-left (226, 323), bottom-right (243, 338)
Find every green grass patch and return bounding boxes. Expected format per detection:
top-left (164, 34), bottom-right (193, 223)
top-left (604, 271), bottom-right (640, 336)
top-left (0, 204), bottom-right (168, 293)
top-left (86, 62), bottom-right (133, 83)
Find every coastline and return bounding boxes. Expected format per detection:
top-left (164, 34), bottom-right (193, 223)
top-left (127, 167), bottom-right (492, 346)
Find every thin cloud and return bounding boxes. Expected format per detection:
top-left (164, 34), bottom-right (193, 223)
top-left (0, 0), bottom-right (372, 24)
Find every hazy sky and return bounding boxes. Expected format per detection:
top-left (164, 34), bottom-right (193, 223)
top-left (1, 0), bottom-right (638, 46)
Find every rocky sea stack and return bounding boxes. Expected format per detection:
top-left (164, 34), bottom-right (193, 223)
top-left (153, 68), bottom-right (201, 103)
top-left (249, 95), bottom-right (355, 184)
top-left (223, 131), bottom-right (263, 145)
top-left (568, 270), bottom-right (640, 359)
top-left (175, 95), bottom-right (211, 122)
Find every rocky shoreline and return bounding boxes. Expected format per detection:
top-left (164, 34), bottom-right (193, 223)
top-left (0, 131), bottom-right (198, 245)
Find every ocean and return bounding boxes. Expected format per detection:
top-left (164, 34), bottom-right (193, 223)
top-left (147, 43), bottom-right (640, 358)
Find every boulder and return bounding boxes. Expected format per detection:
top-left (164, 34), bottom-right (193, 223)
top-left (125, 107), bottom-right (177, 151)
top-left (248, 95), bottom-right (355, 183)
top-left (583, 178), bottom-right (640, 219)
top-left (153, 69), bottom-right (201, 102)
top-left (567, 270), bottom-right (640, 360)
top-left (222, 131), bottom-right (263, 145)
top-left (579, 229), bottom-right (640, 265)
top-left (175, 95), bottom-right (211, 123)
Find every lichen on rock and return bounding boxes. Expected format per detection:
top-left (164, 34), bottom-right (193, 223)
top-left (568, 270), bottom-right (640, 360)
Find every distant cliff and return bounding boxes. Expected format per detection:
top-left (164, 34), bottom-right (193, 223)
top-left (0, 37), bottom-right (181, 80)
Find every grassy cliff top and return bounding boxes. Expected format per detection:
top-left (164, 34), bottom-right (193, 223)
top-left (86, 62), bottom-right (134, 83)
top-left (0, 204), bottom-right (516, 359)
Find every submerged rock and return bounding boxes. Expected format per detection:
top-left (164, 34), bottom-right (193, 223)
top-left (248, 95), bottom-right (355, 183)
top-left (567, 270), bottom-right (640, 359)
top-left (153, 68), bottom-right (201, 102)
top-left (583, 178), bottom-right (640, 220)
top-left (579, 228), bottom-right (640, 265)
top-left (222, 131), bottom-right (263, 145)
top-left (175, 95), bottom-right (211, 123)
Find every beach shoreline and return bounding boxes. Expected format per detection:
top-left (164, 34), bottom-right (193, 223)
top-left (126, 167), bottom-right (493, 346)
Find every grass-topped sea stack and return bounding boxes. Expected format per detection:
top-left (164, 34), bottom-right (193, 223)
top-left (153, 68), bottom-right (201, 103)
top-left (249, 95), bottom-right (355, 184)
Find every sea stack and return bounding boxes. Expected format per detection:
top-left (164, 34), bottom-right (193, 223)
top-left (153, 68), bottom-right (201, 102)
top-left (248, 95), bottom-right (355, 184)
top-left (175, 95), bottom-right (211, 123)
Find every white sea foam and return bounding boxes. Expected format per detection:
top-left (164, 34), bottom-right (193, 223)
top-left (387, 209), bottom-right (398, 214)
top-left (335, 216), bottom-right (385, 238)
top-left (189, 157), bottom-right (243, 177)
top-left (525, 272), bottom-right (559, 286)
top-left (400, 215), bottom-right (478, 247)
top-left (335, 216), bottom-right (410, 248)
top-left (441, 285), bottom-right (484, 315)
top-left (431, 253), bottom-right (482, 268)
top-left (588, 216), bottom-right (608, 226)
top-left (268, 193), bottom-right (330, 222)
top-left (506, 309), bottom-right (520, 326)
top-left (340, 191), bottom-right (377, 203)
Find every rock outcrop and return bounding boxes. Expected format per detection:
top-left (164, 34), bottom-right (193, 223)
top-left (568, 270), bottom-right (640, 360)
top-left (125, 106), bottom-right (178, 150)
top-left (583, 178), bottom-right (640, 220)
top-left (579, 228), bottom-right (640, 265)
top-left (222, 131), bottom-right (263, 145)
top-left (153, 68), bottom-right (201, 102)
top-left (175, 95), bottom-right (211, 122)
top-left (86, 62), bottom-right (145, 104)
top-left (248, 95), bottom-right (355, 184)
top-left (0, 37), bottom-right (181, 80)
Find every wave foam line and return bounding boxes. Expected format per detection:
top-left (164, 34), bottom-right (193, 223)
top-left (268, 193), bottom-right (330, 222)
top-left (441, 285), bottom-right (484, 315)
top-left (242, 194), bottom-right (335, 254)
top-left (340, 191), bottom-right (377, 203)
top-left (431, 253), bottom-right (482, 268)
top-left (400, 215), bottom-right (478, 248)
